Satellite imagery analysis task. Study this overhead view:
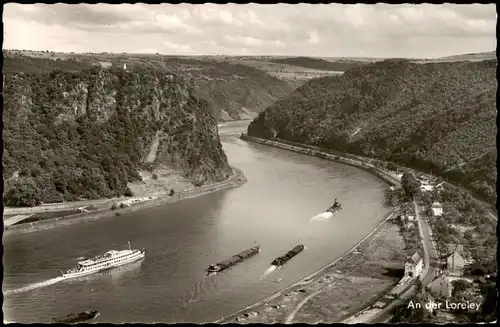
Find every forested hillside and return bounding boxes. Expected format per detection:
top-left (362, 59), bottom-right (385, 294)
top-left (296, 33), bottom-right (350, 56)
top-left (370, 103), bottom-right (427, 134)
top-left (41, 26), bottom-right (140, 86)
top-left (248, 59), bottom-right (497, 204)
top-left (4, 52), bottom-right (296, 122)
top-left (268, 56), bottom-right (366, 71)
top-left (3, 57), bottom-right (232, 206)
top-left (95, 56), bottom-right (296, 121)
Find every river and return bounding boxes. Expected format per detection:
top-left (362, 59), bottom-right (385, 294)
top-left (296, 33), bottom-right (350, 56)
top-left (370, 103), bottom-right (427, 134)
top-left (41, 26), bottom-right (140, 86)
top-left (3, 120), bottom-right (391, 323)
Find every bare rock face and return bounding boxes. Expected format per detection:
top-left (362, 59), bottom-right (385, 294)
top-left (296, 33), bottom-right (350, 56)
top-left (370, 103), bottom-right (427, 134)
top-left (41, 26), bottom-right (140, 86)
top-left (3, 66), bottom-right (232, 205)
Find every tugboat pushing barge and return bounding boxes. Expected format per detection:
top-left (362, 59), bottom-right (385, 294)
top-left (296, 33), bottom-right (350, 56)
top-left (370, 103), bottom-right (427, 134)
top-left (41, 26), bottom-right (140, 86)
top-left (206, 244), bottom-right (260, 276)
top-left (326, 198), bottom-right (342, 214)
top-left (271, 245), bottom-right (305, 267)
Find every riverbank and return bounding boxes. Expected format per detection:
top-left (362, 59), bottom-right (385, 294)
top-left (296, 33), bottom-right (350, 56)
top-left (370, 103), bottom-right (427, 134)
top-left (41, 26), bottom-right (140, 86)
top-left (240, 134), bottom-right (401, 187)
top-left (215, 135), bottom-right (407, 323)
top-left (217, 210), bottom-right (406, 323)
top-left (3, 167), bottom-right (247, 237)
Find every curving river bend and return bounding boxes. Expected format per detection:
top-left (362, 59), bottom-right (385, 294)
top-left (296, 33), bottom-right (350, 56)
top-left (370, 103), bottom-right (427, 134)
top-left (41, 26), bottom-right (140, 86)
top-left (3, 120), bottom-right (391, 323)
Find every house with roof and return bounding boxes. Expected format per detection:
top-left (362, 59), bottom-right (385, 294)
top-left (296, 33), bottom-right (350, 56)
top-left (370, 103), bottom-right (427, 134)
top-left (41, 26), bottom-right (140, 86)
top-left (431, 202), bottom-right (443, 217)
top-left (421, 183), bottom-right (434, 192)
top-left (446, 244), bottom-right (466, 277)
top-left (428, 273), bottom-right (452, 298)
top-left (399, 204), bottom-right (414, 219)
top-left (404, 252), bottom-right (423, 278)
top-left (435, 181), bottom-right (445, 191)
top-left (96, 61), bottom-right (112, 68)
top-left (405, 221), bottom-right (415, 230)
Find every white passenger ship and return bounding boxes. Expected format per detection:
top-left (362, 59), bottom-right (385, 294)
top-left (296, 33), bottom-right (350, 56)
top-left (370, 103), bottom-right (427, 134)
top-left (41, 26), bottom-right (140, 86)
top-left (62, 242), bottom-right (145, 279)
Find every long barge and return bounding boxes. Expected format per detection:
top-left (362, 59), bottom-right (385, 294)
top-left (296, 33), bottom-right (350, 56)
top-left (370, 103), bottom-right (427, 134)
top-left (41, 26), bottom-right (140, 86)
top-left (206, 245), bottom-right (260, 275)
top-left (53, 309), bottom-right (100, 323)
top-left (271, 244), bottom-right (305, 267)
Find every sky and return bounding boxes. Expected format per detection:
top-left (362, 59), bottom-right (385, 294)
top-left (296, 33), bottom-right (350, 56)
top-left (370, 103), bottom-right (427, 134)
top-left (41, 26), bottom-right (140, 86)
top-left (3, 3), bottom-right (497, 58)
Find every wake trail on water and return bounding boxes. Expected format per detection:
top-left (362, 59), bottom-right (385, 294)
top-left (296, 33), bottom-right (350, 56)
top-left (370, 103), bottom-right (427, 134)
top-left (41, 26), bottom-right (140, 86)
top-left (310, 212), bottom-right (333, 222)
top-left (4, 277), bottom-right (65, 296)
top-left (260, 265), bottom-right (277, 280)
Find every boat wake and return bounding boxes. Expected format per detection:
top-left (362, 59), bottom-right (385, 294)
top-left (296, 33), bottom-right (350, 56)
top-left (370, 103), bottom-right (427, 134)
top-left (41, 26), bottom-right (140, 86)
top-left (310, 212), bottom-right (333, 222)
top-left (260, 265), bottom-right (277, 279)
top-left (4, 277), bottom-right (65, 296)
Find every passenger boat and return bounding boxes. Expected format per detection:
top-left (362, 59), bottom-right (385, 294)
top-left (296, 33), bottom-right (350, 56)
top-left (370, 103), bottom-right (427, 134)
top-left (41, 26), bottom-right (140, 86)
top-left (61, 242), bottom-right (145, 279)
top-left (52, 309), bottom-right (100, 323)
top-left (206, 245), bottom-right (260, 275)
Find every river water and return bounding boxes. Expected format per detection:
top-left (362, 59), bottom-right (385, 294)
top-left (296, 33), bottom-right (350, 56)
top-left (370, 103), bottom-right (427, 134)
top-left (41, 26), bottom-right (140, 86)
top-left (3, 120), bottom-right (391, 323)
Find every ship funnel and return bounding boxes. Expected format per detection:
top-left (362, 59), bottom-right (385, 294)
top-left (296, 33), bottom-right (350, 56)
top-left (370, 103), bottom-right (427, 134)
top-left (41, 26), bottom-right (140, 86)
top-left (128, 241), bottom-right (131, 251)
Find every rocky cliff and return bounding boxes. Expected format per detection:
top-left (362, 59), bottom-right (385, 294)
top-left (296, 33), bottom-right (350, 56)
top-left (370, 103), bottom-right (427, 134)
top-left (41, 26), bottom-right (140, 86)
top-left (3, 60), bottom-right (232, 206)
top-left (248, 59), bottom-right (497, 204)
top-left (107, 57), bottom-right (295, 122)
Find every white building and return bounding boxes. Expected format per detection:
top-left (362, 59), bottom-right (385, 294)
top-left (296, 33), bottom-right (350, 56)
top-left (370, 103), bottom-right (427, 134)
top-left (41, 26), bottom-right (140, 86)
top-left (404, 252), bottom-right (423, 278)
top-left (406, 221), bottom-right (415, 230)
top-left (428, 273), bottom-right (452, 298)
top-left (435, 182), bottom-right (445, 191)
top-left (421, 183), bottom-right (434, 192)
top-left (431, 202), bottom-right (443, 217)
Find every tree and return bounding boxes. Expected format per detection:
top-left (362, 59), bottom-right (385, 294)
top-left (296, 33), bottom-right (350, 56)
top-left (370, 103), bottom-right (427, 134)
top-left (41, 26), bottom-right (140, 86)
top-left (401, 172), bottom-right (421, 199)
top-left (420, 191), bottom-right (433, 206)
top-left (415, 278), bottom-right (423, 294)
top-left (391, 293), bottom-right (431, 323)
top-left (476, 283), bottom-right (497, 322)
top-left (452, 279), bottom-right (471, 296)
top-left (3, 177), bottom-right (42, 207)
top-left (124, 187), bottom-right (134, 197)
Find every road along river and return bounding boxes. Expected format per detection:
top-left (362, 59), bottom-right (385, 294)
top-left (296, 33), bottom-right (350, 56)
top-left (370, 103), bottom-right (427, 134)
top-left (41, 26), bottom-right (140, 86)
top-left (4, 120), bottom-right (392, 323)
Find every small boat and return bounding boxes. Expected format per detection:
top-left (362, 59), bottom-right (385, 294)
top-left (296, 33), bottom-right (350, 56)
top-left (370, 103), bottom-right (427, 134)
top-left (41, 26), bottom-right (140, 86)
top-left (61, 241), bottom-right (145, 279)
top-left (272, 245), bottom-right (305, 267)
top-left (52, 309), bottom-right (100, 323)
top-left (326, 205), bottom-right (342, 213)
top-left (206, 245), bottom-right (260, 275)
top-left (326, 200), bottom-right (342, 213)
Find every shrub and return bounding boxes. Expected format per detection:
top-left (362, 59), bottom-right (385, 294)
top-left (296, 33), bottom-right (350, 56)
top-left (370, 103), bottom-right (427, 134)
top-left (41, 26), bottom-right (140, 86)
top-left (124, 187), bottom-right (134, 197)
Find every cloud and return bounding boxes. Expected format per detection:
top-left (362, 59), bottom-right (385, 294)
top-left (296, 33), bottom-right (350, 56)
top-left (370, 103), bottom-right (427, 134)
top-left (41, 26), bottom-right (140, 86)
top-left (3, 3), bottom-right (496, 58)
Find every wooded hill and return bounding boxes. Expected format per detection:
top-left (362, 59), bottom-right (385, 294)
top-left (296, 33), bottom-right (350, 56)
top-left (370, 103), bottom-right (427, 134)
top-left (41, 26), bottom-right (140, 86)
top-left (248, 59), bottom-right (497, 204)
top-left (3, 57), bottom-right (232, 206)
top-left (4, 52), bottom-right (296, 122)
top-left (268, 56), bottom-right (366, 71)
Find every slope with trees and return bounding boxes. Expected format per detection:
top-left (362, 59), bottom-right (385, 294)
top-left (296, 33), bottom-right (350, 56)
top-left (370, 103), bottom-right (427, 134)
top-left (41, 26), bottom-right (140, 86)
top-left (4, 51), bottom-right (297, 123)
top-left (268, 56), bottom-right (367, 71)
top-left (248, 59), bottom-right (497, 205)
top-left (3, 57), bottom-right (232, 206)
top-left (98, 55), bottom-right (296, 121)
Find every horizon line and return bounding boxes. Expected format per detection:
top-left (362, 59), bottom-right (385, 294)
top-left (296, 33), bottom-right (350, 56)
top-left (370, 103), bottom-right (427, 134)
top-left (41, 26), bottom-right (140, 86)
top-left (3, 49), bottom-right (496, 61)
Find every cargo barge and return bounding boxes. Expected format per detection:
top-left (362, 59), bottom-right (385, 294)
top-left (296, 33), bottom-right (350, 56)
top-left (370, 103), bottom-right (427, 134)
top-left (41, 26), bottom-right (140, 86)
top-left (52, 309), bottom-right (100, 323)
top-left (206, 245), bottom-right (260, 275)
top-left (271, 244), bottom-right (305, 267)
